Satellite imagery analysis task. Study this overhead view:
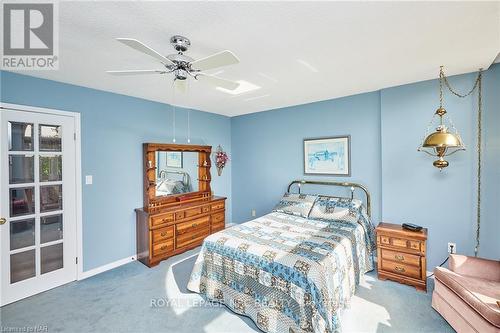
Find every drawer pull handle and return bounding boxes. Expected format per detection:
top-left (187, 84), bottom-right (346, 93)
top-left (192, 223), bottom-right (198, 227)
top-left (161, 232), bottom-right (167, 237)
top-left (160, 245), bottom-right (167, 251)
top-left (395, 266), bottom-right (405, 273)
top-left (395, 254), bottom-right (404, 261)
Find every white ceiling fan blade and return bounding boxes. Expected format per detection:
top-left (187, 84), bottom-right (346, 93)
top-left (106, 70), bottom-right (166, 75)
top-left (195, 73), bottom-right (240, 90)
top-left (174, 79), bottom-right (188, 94)
top-left (190, 50), bottom-right (239, 71)
top-left (115, 38), bottom-right (175, 66)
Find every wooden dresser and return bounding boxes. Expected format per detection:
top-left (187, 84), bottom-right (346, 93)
top-left (135, 196), bottom-right (226, 267)
top-left (376, 222), bottom-right (428, 292)
top-left (136, 143), bottom-right (227, 268)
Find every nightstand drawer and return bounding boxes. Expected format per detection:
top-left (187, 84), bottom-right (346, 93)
top-left (378, 235), bottom-right (422, 253)
top-left (381, 248), bottom-right (420, 267)
top-left (381, 260), bottom-right (421, 280)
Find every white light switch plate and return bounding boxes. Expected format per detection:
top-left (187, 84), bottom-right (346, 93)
top-left (85, 175), bottom-right (93, 185)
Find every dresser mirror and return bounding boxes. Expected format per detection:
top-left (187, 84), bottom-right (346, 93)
top-left (155, 151), bottom-right (199, 196)
top-left (143, 143), bottom-right (212, 212)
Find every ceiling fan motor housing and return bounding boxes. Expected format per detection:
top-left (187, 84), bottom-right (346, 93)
top-left (170, 35), bottom-right (191, 52)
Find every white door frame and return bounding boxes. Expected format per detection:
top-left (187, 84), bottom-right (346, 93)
top-left (0, 102), bottom-right (84, 284)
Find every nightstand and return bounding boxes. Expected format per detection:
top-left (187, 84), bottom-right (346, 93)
top-left (376, 222), bottom-right (428, 292)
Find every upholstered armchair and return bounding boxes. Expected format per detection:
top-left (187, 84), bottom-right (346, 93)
top-left (432, 254), bottom-right (500, 333)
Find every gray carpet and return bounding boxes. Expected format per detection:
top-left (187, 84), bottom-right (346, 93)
top-left (0, 248), bottom-right (453, 332)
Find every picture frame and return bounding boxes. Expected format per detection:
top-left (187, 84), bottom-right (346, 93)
top-left (166, 151), bottom-right (183, 168)
top-left (303, 136), bottom-right (351, 176)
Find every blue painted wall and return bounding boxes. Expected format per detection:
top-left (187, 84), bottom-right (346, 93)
top-left (231, 92), bottom-right (382, 226)
top-left (0, 71), bottom-right (232, 271)
top-left (481, 64), bottom-right (500, 260)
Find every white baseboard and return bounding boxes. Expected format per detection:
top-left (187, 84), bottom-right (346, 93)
top-left (78, 256), bottom-right (136, 280)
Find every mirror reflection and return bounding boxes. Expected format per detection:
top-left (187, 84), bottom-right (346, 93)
top-left (155, 151), bottom-right (199, 196)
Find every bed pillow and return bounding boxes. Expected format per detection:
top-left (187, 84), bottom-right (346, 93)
top-left (272, 193), bottom-right (317, 218)
top-left (308, 196), bottom-right (362, 222)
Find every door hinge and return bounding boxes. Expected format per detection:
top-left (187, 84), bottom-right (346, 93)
top-left (75, 257), bottom-right (78, 265)
top-left (74, 132), bottom-right (77, 140)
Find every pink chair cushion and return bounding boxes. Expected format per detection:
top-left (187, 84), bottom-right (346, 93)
top-left (435, 267), bottom-right (500, 328)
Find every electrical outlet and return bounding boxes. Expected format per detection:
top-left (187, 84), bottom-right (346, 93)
top-left (251, 209), bottom-right (256, 217)
top-left (447, 242), bottom-right (457, 254)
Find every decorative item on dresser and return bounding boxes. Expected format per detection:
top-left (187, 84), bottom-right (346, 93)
top-left (376, 222), bottom-right (428, 292)
top-left (135, 143), bottom-right (226, 267)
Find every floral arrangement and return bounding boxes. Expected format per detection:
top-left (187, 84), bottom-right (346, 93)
top-left (214, 145), bottom-right (229, 176)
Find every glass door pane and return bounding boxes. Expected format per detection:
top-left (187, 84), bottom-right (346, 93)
top-left (8, 122), bottom-right (33, 151)
top-left (9, 155), bottom-right (34, 184)
top-left (39, 124), bottom-right (61, 151)
top-left (10, 250), bottom-right (36, 283)
top-left (10, 219), bottom-right (35, 250)
top-left (39, 155), bottom-right (62, 182)
top-left (40, 185), bottom-right (63, 212)
top-left (9, 187), bottom-right (35, 217)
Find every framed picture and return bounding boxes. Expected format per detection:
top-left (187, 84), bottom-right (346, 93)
top-left (304, 136), bottom-right (351, 176)
top-left (166, 151), bottom-right (183, 168)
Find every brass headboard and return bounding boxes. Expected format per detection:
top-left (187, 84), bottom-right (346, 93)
top-left (287, 180), bottom-right (371, 217)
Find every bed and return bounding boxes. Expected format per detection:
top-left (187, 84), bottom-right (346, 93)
top-left (187, 180), bottom-right (376, 333)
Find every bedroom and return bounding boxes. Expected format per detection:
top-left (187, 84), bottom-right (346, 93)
top-left (0, 1), bottom-right (499, 333)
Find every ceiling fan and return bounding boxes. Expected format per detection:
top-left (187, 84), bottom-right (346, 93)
top-left (106, 35), bottom-right (240, 91)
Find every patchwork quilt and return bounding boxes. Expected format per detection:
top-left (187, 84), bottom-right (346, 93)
top-left (187, 210), bottom-right (375, 333)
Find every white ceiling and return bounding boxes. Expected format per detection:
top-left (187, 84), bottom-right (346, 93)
top-left (13, 1), bottom-right (500, 117)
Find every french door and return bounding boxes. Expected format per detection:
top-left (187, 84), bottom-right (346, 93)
top-left (0, 108), bottom-right (77, 306)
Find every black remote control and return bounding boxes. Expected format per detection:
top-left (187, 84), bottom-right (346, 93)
top-left (402, 223), bottom-right (423, 232)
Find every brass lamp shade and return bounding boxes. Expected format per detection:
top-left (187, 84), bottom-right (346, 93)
top-left (422, 131), bottom-right (463, 148)
top-left (418, 107), bottom-right (465, 170)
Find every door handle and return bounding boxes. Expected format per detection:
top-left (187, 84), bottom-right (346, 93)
top-left (0, 217), bottom-right (6, 225)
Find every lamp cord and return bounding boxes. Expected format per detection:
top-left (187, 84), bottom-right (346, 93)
top-left (427, 256), bottom-right (450, 278)
top-left (440, 67), bottom-right (483, 257)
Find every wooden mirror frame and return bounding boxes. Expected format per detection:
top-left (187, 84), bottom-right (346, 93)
top-left (143, 143), bottom-right (212, 212)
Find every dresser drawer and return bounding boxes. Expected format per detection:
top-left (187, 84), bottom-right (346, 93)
top-left (176, 216), bottom-right (210, 235)
top-left (150, 213), bottom-right (174, 228)
top-left (184, 206), bottom-right (203, 219)
top-left (175, 211), bottom-right (185, 220)
top-left (211, 222), bottom-right (225, 233)
top-left (212, 212), bottom-right (225, 224)
top-left (152, 239), bottom-right (174, 257)
top-left (152, 226), bottom-right (174, 243)
top-left (381, 260), bottom-right (421, 280)
top-left (176, 227), bottom-right (210, 249)
top-left (381, 248), bottom-right (420, 267)
top-left (211, 201), bottom-right (225, 211)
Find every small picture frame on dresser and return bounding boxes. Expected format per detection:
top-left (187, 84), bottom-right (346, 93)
top-left (375, 222), bottom-right (428, 292)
